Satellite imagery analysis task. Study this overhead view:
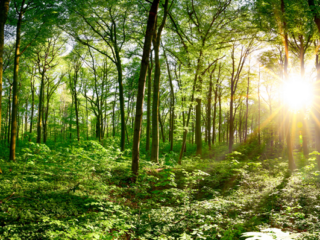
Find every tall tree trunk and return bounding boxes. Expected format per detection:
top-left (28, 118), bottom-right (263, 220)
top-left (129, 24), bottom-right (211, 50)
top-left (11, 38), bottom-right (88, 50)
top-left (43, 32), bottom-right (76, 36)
top-left (146, 55), bottom-right (153, 151)
top-left (212, 66), bottom-right (220, 146)
top-left (112, 88), bottom-right (116, 137)
top-left (218, 88), bottom-right (222, 143)
top-left (151, 41), bottom-right (160, 162)
top-left (24, 97), bottom-right (28, 139)
top-left (229, 93), bottom-right (234, 152)
top-left (245, 68), bottom-right (250, 142)
top-left (258, 66), bottom-right (261, 145)
top-left (7, 85), bottom-right (11, 144)
top-left (9, 4), bottom-right (24, 160)
top-left (37, 71), bottom-right (45, 143)
top-left (74, 90), bottom-right (80, 141)
top-left (85, 89), bottom-right (89, 140)
top-left (0, 0), bottom-right (10, 144)
top-left (316, 54), bottom-right (320, 170)
top-left (151, 0), bottom-right (169, 163)
top-left (212, 91), bottom-right (217, 146)
top-left (69, 97), bottom-right (73, 141)
top-left (195, 73), bottom-right (203, 156)
top-left (132, 0), bottom-right (160, 179)
top-left (164, 49), bottom-right (174, 151)
top-left (115, 52), bottom-right (126, 151)
top-left (29, 77), bottom-right (35, 141)
top-left (207, 73), bottom-right (213, 150)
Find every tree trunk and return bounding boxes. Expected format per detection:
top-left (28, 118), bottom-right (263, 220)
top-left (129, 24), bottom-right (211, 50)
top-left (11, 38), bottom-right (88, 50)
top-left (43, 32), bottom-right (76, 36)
top-left (74, 89), bottom-right (80, 141)
top-left (146, 55), bottom-right (153, 151)
top-left (37, 71), bottom-right (45, 143)
top-left (9, 5), bottom-right (24, 160)
top-left (151, 40), bottom-right (161, 162)
top-left (164, 49), bottom-right (174, 151)
top-left (131, 0), bottom-right (160, 179)
top-left (195, 69), bottom-right (203, 155)
top-left (7, 85), bottom-right (11, 144)
top-left (0, 0), bottom-right (10, 143)
top-left (258, 67), bottom-right (261, 145)
top-left (207, 73), bottom-right (213, 150)
top-left (24, 97), bottom-right (28, 139)
top-left (115, 52), bottom-right (126, 151)
top-left (29, 77), bottom-right (35, 141)
top-left (245, 69), bottom-right (250, 142)
top-left (112, 88), bottom-right (116, 137)
top-left (228, 92), bottom-right (234, 153)
top-left (218, 88), bottom-right (222, 143)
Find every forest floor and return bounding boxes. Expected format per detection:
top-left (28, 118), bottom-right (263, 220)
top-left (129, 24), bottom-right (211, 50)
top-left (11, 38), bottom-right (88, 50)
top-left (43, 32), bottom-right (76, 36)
top-left (0, 139), bottom-right (320, 239)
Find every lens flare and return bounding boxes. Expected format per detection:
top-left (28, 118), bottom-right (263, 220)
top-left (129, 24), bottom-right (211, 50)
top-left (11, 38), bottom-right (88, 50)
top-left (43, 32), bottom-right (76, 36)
top-left (282, 79), bottom-right (313, 110)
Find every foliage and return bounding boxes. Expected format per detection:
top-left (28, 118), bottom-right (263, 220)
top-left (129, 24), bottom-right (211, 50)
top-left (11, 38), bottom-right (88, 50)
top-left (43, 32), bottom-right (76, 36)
top-left (1, 141), bottom-right (320, 239)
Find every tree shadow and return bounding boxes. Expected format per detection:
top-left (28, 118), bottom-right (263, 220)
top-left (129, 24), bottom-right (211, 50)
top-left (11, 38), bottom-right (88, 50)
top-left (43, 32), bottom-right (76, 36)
top-left (0, 190), bottom-right (118, 239)
top-left (239, 172), bottom-right (292, 233)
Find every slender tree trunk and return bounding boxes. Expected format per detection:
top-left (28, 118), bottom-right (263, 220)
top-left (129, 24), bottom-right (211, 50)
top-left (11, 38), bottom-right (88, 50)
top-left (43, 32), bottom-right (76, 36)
top-left (218, 89), bottom-right (222, 143)
top-left (24, 97), bottom-right (28, 139)
top-left (74, 90), bottom-right (80, 141)
top-left (9, 6), bottom-right (24, 160)
top-left (164, 49), bottom-right (174, 151)
top-left (69, 97), bottom-right (73, 141)
top-left (7, 86), bottom-right (11, 144)
top-left (316, 55), bottom-right (320, 170)
top-left (213, 92), bottom-right (217, 146)
top-left (146, 55), bottom-right (153, 151)
top-left (0, 0), bottom-right (10, 144)
top-left (229, 93), bottom-right (234, 153)
top-left (132, 0), bottom-right (160, 179)
top-left (207, 74), bottom-right (212, 150)
top-left (258, 67), bottom-right (261, 145)
top-left (150, 0), bottom-right (169, 163)
top-left (196, 73), bottom-right (203, 156)
top-left (37, 71), bottom-right (45, 143)
top-left (151, 40), bottom-right (161, 162)
top-left (86, 89), bottom-right (89, 140)
top-left (245, 69), bottom-right (250, 142)
top-left (112, 88), bottom-right (116, 137)
top-left (29, 78), bottom-right (35, 141)
top-left (115, 54), bottom-right (125, 151)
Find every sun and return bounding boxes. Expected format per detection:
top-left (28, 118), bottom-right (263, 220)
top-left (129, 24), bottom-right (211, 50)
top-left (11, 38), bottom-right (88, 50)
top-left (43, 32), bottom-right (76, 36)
top-left (282, 79), bottom-right (313, 111)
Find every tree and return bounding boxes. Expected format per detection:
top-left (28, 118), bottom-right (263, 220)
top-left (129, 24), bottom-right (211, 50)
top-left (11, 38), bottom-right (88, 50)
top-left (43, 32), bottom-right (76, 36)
top-left (132, 0), bottom-right (160, 179)
top-left (0, 0), bottom-right (10, 142)
top-left (150, 0), bottom-right (170, 163)
top-left (65, 0), bottom-right (133, 152)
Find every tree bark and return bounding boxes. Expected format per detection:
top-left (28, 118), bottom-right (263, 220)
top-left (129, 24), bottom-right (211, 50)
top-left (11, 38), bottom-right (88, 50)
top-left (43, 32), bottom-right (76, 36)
top-left (151, 0), bottom-right (169, 163)
top-left (10, 2), bottom-right (24, 160)
top-left (146, 54), bottom-right (153, 151)
top-left (0, 0), bottom-right (10, 141)
top-left (37, 71), bottom-right (45, 143)
top-left (164, 49), bottom-right (174, 151)
top-left (131, 0), bottom-right (160, 179)
top-left (245, 68), bottom-right (250, 142)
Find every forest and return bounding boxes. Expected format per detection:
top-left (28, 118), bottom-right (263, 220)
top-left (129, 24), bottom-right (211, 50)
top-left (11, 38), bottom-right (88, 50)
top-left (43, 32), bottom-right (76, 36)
top-left (1, 0), bottom-right (320, 239)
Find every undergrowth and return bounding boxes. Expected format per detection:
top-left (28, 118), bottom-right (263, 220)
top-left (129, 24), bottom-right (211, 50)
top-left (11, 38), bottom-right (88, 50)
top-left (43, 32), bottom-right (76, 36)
top-left (0, 140), bottom-right (320, 239)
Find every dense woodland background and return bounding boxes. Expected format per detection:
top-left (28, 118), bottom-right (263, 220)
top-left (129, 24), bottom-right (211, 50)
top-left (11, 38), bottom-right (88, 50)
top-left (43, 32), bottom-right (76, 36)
top-left (1, 0), bottom-right (320, 239)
